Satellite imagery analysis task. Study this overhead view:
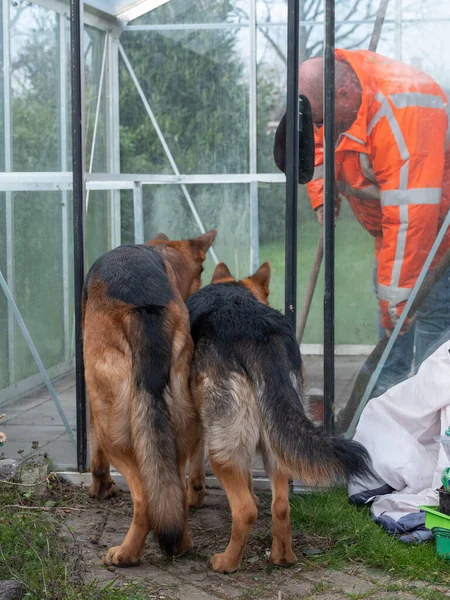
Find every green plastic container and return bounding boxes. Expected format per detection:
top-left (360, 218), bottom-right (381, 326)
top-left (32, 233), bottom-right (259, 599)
top-left (433, 527), bottom-right (450, 559)
top-left (419, 505), bottom-right (450, 530)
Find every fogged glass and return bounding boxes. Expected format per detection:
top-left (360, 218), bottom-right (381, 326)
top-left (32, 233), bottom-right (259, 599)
top-left (85, 26), bottom-right (107, 174)
top-left (0, 191), bottom-right (76, 468)
top-left (0, 194), bottom-right (7, 389)
top-left (120, 190), bottom-right (135, 245)
top-left (13, 192), bottom-right (65, 381)
top-left (141, 184), bottom-right (250, 283)
top-left (10, 3), bottom-right (59, 172)
top-left (130, 0), bottom-right (250, 25)
top-left (119, 28), bottom-right (249, 174)
top-left (258, 183), bottom-right (285, 312)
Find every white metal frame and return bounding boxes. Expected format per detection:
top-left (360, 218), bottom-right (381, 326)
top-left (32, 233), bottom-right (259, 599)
top-left (3, 0), bottom-right (15, 387)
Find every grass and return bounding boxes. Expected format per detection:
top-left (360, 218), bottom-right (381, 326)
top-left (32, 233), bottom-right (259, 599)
top-left (259, 217), bottom-right (378, 346)
top-left (1, 480), bottom-right (450, 598)
top-left (0, 484), bottom-right (148, 600)
top-left (290, 488), bottom-right (450, 585)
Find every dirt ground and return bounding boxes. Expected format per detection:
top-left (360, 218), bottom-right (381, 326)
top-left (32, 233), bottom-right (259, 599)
top-left (64, 485), bottom-right (450, 600)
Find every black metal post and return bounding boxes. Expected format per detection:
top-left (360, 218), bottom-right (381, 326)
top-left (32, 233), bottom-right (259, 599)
top-left (323, 0), bottom-right (335, 435)
top-left (70, 0), bottom-right (87, 472)
top-left (285, 0), bottom-right (300, 331)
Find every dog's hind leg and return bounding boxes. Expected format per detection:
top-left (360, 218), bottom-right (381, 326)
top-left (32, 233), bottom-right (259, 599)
top-left (187, 434), bottom-right (207, 508)
top-left (209, 458), bottom-right (258, 573)
top-left (103, 453), bottom-right (151, 567)
top-left (269, 468), bottom-right (297, 567)
top-left (247, 472), bottom-right (259, 508)
top-left (88, 407), bottom-right (116, 500)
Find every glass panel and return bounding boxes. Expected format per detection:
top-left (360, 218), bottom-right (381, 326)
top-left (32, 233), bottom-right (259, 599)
top-left (1, 190), bottom-right (76, 469)
top-left (10, 3), bottom-right (59, 171)
top-left (0, 193), bottom-right (8, 389)
top-left (86, 191), bottom-right (110, 268)
top-left (120, 190), bottom-right (135, 245)
top-left (257, 25), bottom-right (286, 173)
top-left (119, 28), bottom-right (249, 174)
top-left (258, 183), bottom-right (285, 312)
top-left (13, 192), bottom-right (64, 381)
top-left (141, 184), bottom-right (250, 283)
top-left (131, 0), bottom-right (249, 25)
top-left (256, 0), bottom-right (287, 24)
top-left (84, 26), bottom-right (107, 173)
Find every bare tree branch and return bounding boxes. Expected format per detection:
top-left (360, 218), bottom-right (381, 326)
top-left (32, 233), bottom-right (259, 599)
top-left (259, 26), bottom-right (287, 65)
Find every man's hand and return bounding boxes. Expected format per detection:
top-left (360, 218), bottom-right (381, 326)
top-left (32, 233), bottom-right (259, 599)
top-left (384, 315), bottom-right (416, 338)
top-left (316, 205), bottom-right (324, 225)
top-left (315, 201), bottom-right (340, 226)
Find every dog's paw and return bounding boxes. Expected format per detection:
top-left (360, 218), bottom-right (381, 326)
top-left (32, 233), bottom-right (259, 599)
top-left (210, 552), bottom-right (239, 574)
top-left (187, 482), bottom-right (207, 509)
top-left (89, 478), bottom-right (117, 501)
top-left (269, 548), bottom-right (297, 567)
top-left (103, 545), bottom-right (140, 568)
top-left (175, 533), bottom-right (193, 555)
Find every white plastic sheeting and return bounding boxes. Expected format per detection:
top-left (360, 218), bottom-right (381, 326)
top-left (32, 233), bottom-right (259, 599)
top-left (349, 339), bottom-right (450, 522)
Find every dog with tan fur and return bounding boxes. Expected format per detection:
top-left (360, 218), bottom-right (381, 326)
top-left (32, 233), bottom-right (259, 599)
top-left (82, 230), bottom-right (216, 567)
top-left (187, 262), bottom-right (372, 573)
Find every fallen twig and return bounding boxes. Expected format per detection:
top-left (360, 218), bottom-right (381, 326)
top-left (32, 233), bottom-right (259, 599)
top-left (3, 504), bottom-right (85, 512)
top-left (0, 472), bottom-right (54, 488)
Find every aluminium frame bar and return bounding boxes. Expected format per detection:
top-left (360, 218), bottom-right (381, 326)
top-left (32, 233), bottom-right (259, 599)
top-left (394, 0), bottom-right (403, 60)
top-left (70, 0), bottom-right (88, 473)
top-left (133, 183), bottom-right (144, 244)
top-left (0, 172), bottom-right (286, 190)
top-left (284, 0), bottom-right (300, 332)
top-left (107, 34), bottom-right (122, 250)
top-left (323, 0), bottom-right (336, 435)
top-left (59, 13), bottom-right (71, 363)
top-left (0, 269), bottom-right (76, 446)
top-left (249, 0), bottom-right (259, 273)
top-left (3, 0), bottom-right (15, 386)
top-left (124, 17), bottom-right (450, 32)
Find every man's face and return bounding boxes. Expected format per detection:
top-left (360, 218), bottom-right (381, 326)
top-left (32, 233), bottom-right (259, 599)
top-left (303, 88), bottom-right (358, 137)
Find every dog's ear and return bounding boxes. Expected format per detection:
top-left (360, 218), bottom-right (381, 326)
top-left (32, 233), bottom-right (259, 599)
top-left (247, 262), bottom-right (271, 299)
top-left (212, 262), bottom-right (235, 284)
top-left (146, 232), bottom-right (170, 245)
top-left (190, 229), bottom-right (217, 260)
top-left (153, 233), bottom-right (170, 241)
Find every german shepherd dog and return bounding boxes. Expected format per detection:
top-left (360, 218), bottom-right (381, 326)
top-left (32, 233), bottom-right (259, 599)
top-left (186, 262), bottom-right (372, 573)
top-left (82, 230), bottom-right (217, 567)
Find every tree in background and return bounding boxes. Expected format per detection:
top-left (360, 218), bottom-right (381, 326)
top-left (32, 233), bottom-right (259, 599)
top-left (119, 0), bottom-right (252, 272)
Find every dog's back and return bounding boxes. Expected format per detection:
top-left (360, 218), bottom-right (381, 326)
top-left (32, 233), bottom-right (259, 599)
top-left (83, 231), bottom-right (216, 567)
top-left (188, 282), bottom-right (302, 473)
top-left (189, 279), bottom-right (371, 484)
top-left (187, 264), bottom-right (371, 573)
top-left (84, 245), bottom-right (185, 555)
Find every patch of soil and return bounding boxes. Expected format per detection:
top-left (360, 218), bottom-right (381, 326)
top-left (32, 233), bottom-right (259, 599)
top-left (62, 484), bottom-right (332, 599)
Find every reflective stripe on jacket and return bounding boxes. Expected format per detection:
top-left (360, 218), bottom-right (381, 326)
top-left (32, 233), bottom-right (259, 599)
top-left (306, 49), bottom-right (450, 329)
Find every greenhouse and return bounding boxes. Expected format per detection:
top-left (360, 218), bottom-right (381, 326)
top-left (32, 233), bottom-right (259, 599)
top-left (0, 0), bottom-right (449, 477)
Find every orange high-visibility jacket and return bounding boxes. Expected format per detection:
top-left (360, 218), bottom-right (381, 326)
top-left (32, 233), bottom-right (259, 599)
top-left (306, 49), bottom-right (450, 329)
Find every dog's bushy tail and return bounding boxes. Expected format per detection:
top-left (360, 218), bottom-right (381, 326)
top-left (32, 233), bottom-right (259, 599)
top-left (248, 350), bottom-right (372, 486)
top-left (129, 307), bottom-right (185, 556)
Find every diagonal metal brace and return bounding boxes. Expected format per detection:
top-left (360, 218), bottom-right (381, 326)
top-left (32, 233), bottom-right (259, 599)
top-left (0, 268), bottom-right (76, 447)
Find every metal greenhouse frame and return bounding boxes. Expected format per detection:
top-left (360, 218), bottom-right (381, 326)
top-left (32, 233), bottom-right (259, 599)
top-left (1, 0), bottom-right (448, 477)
